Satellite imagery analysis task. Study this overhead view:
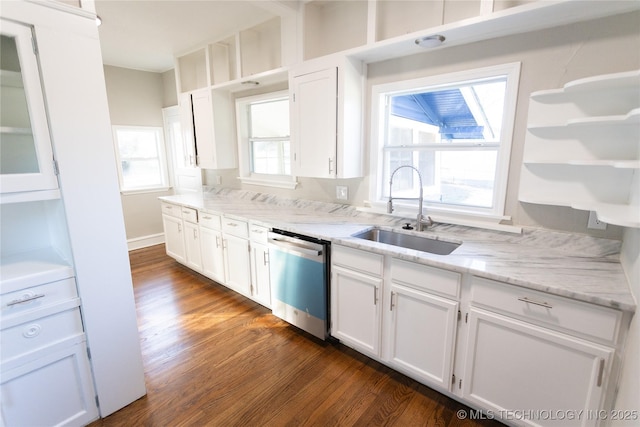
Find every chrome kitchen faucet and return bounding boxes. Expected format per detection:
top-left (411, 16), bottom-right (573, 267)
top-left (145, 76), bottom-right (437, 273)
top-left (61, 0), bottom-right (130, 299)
top-left (387, 165), bottom-right (433, 231)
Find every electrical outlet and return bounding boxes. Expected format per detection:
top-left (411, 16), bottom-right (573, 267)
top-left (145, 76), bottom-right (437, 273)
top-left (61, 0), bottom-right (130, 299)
top-left (336, 185), bottom-right (348, 201)
top-left (587, 211), bottom-right (607, 230)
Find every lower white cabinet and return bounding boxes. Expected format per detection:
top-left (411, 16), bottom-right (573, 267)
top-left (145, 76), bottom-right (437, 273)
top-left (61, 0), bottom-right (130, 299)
top-left (1, 337), bottom-right (98, 427)
top-left (183, 220), bottom-right (203, 273)
top-left (221, 218), bottom-right (251, 297)
top-left (385, 282), bottom-right (458, 391)
top-left (463, 307), bottom-right (613, 427)
top-left (200, 224), bottom-right (225, 284)
top-left (162, 211), bottom-right (186, 264)
top-left (331, 265), bottom-right (383, 357)
top-left (249, 224), bottom-right (271, 308)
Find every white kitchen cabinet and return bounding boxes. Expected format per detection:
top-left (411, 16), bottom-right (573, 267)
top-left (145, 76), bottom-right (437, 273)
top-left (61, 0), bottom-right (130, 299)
top-left (1, 337), bottom-right (97, 427)
top-left (249, 224), bottom-right (271, 308)
top-left (518, 70), bottom-right (640, 227)
top-left (181, 206), bottom-right (202, 272)
top-left (1, 2), bottom-right (146, 421)
top-left (222, 217), bottom-right (251, 296)
top-left (463, 308), bottom-right (613, 426)
top-left (0, 19), bottom-right (57, 196)
top-left (162, 203), bottom-right (186, 264)
top-left (199, 211), bottom-right (226, 284)
top-left (181, 88), bottom-right (237, 170)
top-left (331, 245), bottom-right (384, 358)
top-left (386, 282), bottom-right (459, 391)
top-left (289, 55), bottom-right (364, 179)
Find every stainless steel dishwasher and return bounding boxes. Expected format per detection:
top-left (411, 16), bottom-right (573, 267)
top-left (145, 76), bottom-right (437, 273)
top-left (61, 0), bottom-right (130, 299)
top-left (268, 228), bottom-right (330, 340)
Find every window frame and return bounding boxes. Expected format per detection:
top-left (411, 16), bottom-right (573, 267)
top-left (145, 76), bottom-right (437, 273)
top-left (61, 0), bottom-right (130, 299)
top-left (235, 90), bottom-right (297, 189)
top-left (369, 62), bottom-right (521, 224)
top-left (112, 125), bottom-right (171, 194)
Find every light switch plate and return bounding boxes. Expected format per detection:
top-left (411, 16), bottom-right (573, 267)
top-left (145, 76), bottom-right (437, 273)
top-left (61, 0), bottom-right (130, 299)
top-left (336, 185), bottom-right (348, 201)
top-left (587, 211), bottom-right (607, 230)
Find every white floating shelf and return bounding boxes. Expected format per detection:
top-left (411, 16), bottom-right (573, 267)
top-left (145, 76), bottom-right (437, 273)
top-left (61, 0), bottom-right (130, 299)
top-left (563, 69), bottom-right (640, 94)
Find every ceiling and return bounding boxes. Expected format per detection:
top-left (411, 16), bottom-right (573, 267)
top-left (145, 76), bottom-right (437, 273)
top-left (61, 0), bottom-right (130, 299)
top-left (95, 1), bottom-right (286, 73)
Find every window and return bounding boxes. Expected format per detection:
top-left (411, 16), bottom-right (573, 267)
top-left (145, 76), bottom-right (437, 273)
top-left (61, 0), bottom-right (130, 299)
top-left (112, 126), bottom-right (170, 192)
top-left (236, 91), bottom-right (296, 189)
top-left (371, 63), bottom-right (520, 221)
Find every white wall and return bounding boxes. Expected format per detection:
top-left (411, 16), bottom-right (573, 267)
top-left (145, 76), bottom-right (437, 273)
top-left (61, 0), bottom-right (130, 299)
top-left (103, 65), bottom-right (172, 244)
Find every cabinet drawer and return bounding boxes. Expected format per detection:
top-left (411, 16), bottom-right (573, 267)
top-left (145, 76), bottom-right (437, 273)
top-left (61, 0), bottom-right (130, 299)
top-left (1, 278), bottom-right (78, 319)
top-left (161, 202), bottom-right (181, 218)
top-left (391, 259), bottom-right (460, 299)
top-left (471, 276), bottom-right (621, 344)
top-left (332, 245), bottom-right (383, 277)
top-left (222, 217), bottom-right (248, 238)
top-left (249, 224), bottom-right (269, 244)
top-left (199, 211), bottom-right (222, 230)
top-left (1, 306), bottom-right (84, 362)
top-left (181, 206), bottom-right (198, 223)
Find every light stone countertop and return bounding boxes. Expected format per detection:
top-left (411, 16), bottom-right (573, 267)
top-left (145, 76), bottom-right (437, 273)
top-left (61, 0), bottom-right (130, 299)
top-left (160, 189), bottom-right (636, 313)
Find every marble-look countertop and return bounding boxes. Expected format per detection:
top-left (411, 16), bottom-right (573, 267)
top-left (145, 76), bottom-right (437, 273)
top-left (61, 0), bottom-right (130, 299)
top-left (160, 189), bottom-right (636, 313)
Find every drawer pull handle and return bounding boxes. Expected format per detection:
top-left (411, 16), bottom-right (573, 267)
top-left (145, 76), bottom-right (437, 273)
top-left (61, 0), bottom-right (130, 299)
top-left (597, 358), bottom-right (605, 387)
top-left (252, 229), bottom-right (264, 234)
top-left (23, 323), bottom-right (42, 338)
top-left (7, 293), bottom-right (45, 307)
top-left (226, 223), bottom-right (238, 227)
top-left (518, 296), bottom-right (553, 309)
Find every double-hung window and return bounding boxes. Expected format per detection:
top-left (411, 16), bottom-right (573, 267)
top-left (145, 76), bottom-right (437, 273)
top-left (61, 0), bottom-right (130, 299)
top-left (371, 63), bottom-right (520, 222)
top-left (112, 125), bottom-right (170, 193)
top-left (236, 90), bottom-right (296, 189)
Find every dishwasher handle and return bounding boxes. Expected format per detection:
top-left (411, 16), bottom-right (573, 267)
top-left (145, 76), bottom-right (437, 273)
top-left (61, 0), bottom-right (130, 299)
top-left (268, 234), bottom-right (324, 259)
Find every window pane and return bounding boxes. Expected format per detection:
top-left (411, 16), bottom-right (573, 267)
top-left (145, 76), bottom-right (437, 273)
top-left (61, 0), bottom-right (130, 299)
top-left (121, 159), bottom-right (163, 188)
top-left (113, 126), bottom-right (167, 191)
top-left (389, 78), bottom-right (507, 143)
top-left (251, 140), bottom-right (290, 175)
top-left (250, 98), bottom-right (289, 138)
top-left (385, 149), bottom-right (497, 209)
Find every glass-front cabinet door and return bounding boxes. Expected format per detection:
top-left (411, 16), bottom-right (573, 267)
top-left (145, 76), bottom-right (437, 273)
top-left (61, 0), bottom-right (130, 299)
top-left (1, 19), bottom-right (57, 194)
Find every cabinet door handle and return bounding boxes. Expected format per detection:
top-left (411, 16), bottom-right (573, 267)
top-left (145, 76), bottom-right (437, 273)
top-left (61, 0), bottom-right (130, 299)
top-left (390, 291), bottom-right (395, 311)
top-left (328, 158), bottom-right (334, 174)
top-left (373, 286), bottom-right (378, 305)
top-left (263, 251), bottom-right (269, 266)
top-left (596, 358), bottom-right (605, 387)
top-left (215, 235), bottom-right (220, 248)
top-left (178, 223), bottom-right (182, 233)
top-left (7, 293), bottom-right (45, 307)
top-left (193, 229), bottom-right (198, 239)
top-left (517, 296), bottom-right (553, 309)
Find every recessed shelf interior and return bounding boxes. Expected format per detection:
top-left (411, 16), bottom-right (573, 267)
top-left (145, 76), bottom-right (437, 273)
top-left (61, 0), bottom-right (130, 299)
top-left (240, 17), bottom-right (281, 78)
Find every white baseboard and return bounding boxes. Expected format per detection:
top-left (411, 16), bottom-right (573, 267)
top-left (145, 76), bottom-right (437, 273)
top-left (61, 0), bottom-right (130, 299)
top-left (127, 233), bottom-right (165, 251)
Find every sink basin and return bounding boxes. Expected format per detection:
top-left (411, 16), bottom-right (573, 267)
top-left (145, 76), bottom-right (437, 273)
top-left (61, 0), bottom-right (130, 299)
top-left (353, 228), bottom-right (461, 255)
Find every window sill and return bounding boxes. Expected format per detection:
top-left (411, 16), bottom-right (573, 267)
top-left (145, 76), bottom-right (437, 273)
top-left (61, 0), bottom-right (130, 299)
top-left (238, 177), bottom-right (298, 190)
top-left (360, 202), bottom-right (522, 234)
top-left (120, 187), bottom-right (172, 196)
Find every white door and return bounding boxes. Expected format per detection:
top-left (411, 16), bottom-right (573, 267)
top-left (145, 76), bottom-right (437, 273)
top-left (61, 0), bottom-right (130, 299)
top-left (291, 67), bottom-right (337, 178)
top-left (386, 283), bottom-right (458, 391)
top-left (250, 241), bottom-right (271, 308)
top-left (183, 221), bottom-right (202, 272)
top-left (223, 234), bottom-right (251, 296)
top-left (330, 265), bottom-right (382, 358)
top-left (162, 214), bottom-right (186, 263)
top-left (163, 105), bottom-right (201, 194)
top-left (463, 308), bottom-right (613, 426)
top-left (200, 227), bottom-right (225, 284)
top-left (0, 20), bottom-right (58, 194)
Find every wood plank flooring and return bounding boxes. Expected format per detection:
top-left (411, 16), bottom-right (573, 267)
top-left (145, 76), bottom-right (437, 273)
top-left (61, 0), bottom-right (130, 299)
top-left (89, 244), bottom-right (502, 427)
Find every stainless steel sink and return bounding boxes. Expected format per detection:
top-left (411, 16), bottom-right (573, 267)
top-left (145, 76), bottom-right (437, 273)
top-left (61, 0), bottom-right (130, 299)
top-left (353, 228), bottom-right (461, 255)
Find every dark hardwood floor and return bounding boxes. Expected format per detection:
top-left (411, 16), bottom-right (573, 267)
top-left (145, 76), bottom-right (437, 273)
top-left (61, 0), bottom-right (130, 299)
top-left (89, 244), bottom-right (501, 427)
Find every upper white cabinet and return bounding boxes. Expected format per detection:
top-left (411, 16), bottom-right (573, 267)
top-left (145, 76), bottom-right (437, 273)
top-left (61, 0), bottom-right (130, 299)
top-left (181, 89), bottom-right (237, 170)
top-left (0, 20), bottom-right (57, 196)
top-left (289, 55), bottom-right (364, 179)
top-left (519, 70), bottom-right (640, 228)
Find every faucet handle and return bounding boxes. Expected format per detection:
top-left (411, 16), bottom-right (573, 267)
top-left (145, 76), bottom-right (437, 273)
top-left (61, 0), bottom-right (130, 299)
top-left (402, 223), bottom-right (414, 230)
